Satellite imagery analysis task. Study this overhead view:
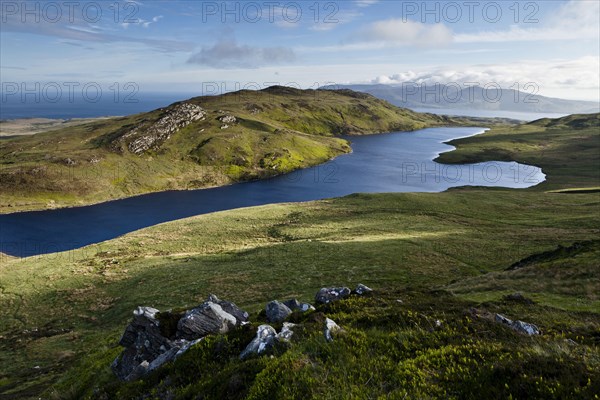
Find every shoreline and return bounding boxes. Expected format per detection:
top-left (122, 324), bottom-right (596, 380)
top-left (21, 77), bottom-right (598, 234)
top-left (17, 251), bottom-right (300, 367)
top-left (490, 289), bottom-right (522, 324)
top-left (0, 116), bottom-right (121, 137)
top-left (0, 125), bottom-right (538, 218)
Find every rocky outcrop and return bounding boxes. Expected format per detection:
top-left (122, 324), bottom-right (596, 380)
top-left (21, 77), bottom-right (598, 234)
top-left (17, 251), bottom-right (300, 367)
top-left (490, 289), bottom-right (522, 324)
top-left (352, 284), bottom-right (373, 295)
top-left (112, 295), bottom-right (248, 381)
top-left (324, 318), bottom-right (343, 342)
top-left (219, 114), bottom-right (237, 129)
top-left (239, 322), bottom-right (296, 360)
top-left (117, 103), bottom-right (206, 155)
top-left (111, 306), bottom-right (171, 381)
top-left (265, 301), bottom-right (293, 323)
top-left (208, 294), bottom-right (250, 322)
top-left (177, 302), bottom-right (238, 339)
top-left (113, 285), bottom-right (374, 380)
top-left (219, 114), bottom-right (237, 124)
top-left (495, 314), bottom-right (540, 335)
top-left (283, 298), bottom-right (315, 313)
top-left (315, 287), bottom-right (351, 304)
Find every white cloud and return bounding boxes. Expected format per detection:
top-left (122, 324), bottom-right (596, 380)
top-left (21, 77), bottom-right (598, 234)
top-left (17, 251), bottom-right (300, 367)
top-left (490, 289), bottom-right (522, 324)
top-left (354, 0), bottom-right (379, 7)
top-left (369, 57), bottom-right (600, 101)
top-left (0, 7), bottom-right (190, 52)
top-left (121, 15), bottom-right (163, 29)
top-left (456, 0), bottom-right (599, 43)
top-left (351, 18), bottom-right (453, 47)
top-left (187, 38), bottom-right (296, 68)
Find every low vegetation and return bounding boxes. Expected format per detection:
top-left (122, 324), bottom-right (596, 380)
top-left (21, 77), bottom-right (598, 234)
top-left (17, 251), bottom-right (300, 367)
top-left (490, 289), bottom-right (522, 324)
top-left (0, 110), bottom-right (598, 399)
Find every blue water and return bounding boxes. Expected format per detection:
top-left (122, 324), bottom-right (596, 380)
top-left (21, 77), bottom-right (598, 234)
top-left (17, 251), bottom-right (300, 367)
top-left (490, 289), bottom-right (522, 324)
top-left (0, 93), bottom-right (190, 119)
top-left (0, 92), bottom-right (575, 122)
top-left (0, 127), bottom-right (545, 258)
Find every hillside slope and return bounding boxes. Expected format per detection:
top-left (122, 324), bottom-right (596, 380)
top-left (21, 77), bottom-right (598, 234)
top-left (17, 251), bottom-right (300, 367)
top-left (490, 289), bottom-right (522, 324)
top-left (436, 113), bottom-right (600, 190)
top-left (0, 113), bottom-right (598, 399)
top-left (0, 87), bottom-right (452, 213)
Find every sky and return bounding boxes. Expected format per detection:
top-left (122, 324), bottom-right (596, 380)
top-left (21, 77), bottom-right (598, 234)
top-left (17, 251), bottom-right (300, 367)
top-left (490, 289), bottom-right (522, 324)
top-left (1, 0), bottom-right (599, 101)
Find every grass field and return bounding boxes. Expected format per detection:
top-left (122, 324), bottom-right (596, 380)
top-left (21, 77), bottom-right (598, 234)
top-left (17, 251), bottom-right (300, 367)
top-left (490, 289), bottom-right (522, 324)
top-left (0, 113), bottom-right (598, 399)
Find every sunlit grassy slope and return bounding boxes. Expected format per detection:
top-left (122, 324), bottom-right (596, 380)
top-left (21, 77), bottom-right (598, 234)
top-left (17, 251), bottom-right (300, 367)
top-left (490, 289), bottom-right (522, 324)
top-left (437, 113), bottom-right (600, 190)
top-left (0, 113), bottom-right (598, 399)
top-left (0, 87), bottom-right (457, 213)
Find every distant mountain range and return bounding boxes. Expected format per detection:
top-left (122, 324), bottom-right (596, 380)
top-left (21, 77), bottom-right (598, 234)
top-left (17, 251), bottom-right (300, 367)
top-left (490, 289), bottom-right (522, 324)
top-left (320, 84), bottom-right (600, 114)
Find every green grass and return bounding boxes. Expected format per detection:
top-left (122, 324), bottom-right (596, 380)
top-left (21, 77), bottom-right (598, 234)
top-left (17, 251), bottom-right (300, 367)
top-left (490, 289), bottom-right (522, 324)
top-left (0, 87), bottom-right (460, 213)
top-left (436, 113), bottom-right (600, 190)
top-left (0, 112), bottom-right (598, 399)
top-left (1, 190), bottom-right (599, 399)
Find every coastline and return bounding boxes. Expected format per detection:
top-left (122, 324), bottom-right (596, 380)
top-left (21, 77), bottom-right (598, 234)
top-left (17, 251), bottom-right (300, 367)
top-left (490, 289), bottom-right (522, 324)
top-left (0, 116), bottom-right (120, 137)
top-left (0, 125), bottom-right (536, 220)
top-left (0, 123), bottom-right (449, 215)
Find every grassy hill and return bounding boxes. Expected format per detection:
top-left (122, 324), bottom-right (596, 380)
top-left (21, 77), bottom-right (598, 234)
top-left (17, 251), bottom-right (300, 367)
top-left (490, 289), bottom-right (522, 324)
top-left (436, 113), bottom-right (600, 190)
top-left (0, 87), bottom-right (454, 213)
top-left (0, 113), bottom-right (598, 399)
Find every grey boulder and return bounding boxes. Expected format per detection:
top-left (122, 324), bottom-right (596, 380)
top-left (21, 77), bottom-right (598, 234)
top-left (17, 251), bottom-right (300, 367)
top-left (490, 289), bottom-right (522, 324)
top-left (495, 314), bottom-right (540, 335)
top-left (324, 318), bottom-right (343, 342)
top-left (240, 325), bottom-right (277, 360)
top-left (113, 296), bottom-right (249, 381)
top-left (353, 283), bottom-right (373, 295)
top-left (283, 298), bottom-right (315, 313)
top-left (177, 301), bottom-right (238, 340)
top-left (240, 323), bottom-right (296, 360)
top-left (112, 306), bottom-right (175, 381)
top-left (315, 287), bottom-right (351, 304)
top-left (207, 294), bottom-right (250, 323)
top-left (265, 300), bottom-right (293, 323)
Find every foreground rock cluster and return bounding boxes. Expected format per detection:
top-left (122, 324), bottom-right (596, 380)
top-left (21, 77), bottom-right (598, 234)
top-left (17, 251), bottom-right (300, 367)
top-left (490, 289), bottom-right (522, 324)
top-left (112, 284), bottom-right (372, 381)
top-left (111, 294), bottom-right (248, 381)
top-left (117, 103), bottom-right (206, 155)
top-left (112, 284), bottom-right (541, 382)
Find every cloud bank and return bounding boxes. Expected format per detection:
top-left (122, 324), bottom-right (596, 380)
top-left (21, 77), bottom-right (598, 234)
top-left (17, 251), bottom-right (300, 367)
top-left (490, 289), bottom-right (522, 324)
top-left (187, 38), bottom-right (296, 69)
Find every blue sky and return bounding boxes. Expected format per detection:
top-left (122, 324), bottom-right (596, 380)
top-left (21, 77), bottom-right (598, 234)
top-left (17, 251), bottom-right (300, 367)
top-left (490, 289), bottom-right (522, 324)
top-left (1, 0), bottom-right (599, 100)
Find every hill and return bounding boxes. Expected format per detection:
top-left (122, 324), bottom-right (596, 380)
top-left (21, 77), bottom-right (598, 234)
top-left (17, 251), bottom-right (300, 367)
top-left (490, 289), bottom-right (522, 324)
top-left (321, 84), bottom-right (600, 114)
top-left (0, 113), bottom-right (598, 399)
top-left (436, 113), bottom-right (600, 190)
top-left (0, 87), bottom-right (455, 213)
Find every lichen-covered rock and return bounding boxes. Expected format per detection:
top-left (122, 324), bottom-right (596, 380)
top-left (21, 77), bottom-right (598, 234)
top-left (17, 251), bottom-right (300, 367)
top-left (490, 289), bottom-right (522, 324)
top-left (283, 298), bottom-right (315, 312)
top-left (277, 322), bottom-right (296, 342)
top-left (116, 103), bottom-right (206, 154)
top-left (207, 294), bottom-right (249, 323)
top-left (219, 114), bottom-right (237, 124)
top-left (112, 306), bottom-right (176, 381)
top-left (112, 296), bottom-right (248, 381)
top-left (495, 314), bottom-right (540, 335)
top-left (239, 323), bottom-right (296, 360)
top-left (240, 325), bottom-right (277, 360)
top-left (315, 287), bottom-right (351, 304)
top-left (352, 283), bottom-right (373, 295)
top-left (265, 300), bottom-right (292, 323)
top-left (177, 302), bottom-right (237, 340)
top-left (324, 318), bottom-right (342, 342)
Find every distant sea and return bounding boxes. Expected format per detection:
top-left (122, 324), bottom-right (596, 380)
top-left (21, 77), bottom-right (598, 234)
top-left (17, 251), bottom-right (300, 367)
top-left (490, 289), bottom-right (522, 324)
top-left (0, 93), bottom-right (192, 120)
top-left (0, 92), bottom-right (573, 122)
